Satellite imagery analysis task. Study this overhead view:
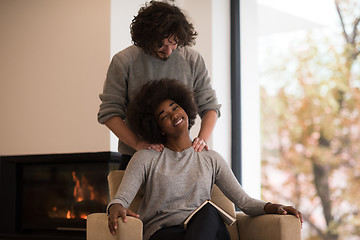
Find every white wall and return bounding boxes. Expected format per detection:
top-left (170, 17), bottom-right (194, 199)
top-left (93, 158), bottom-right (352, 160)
top-left (240, 0), bottom-right (261, 198)
top-left (210, 0), bottom-right (231, 165)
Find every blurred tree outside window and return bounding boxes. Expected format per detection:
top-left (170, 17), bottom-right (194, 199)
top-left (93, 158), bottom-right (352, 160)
top-left (258, 0), bottom-right (360, 239)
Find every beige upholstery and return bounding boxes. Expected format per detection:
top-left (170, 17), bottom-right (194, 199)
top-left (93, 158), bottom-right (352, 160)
top-left (87, 170), bottom-right (301, 240)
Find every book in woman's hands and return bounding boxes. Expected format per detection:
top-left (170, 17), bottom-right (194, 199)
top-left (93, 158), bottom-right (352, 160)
top-left (183, 200), bottom-right (236, 230)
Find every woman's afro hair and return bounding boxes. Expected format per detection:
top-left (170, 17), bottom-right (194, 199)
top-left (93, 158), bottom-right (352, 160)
top-left (127, 79), bottom-right (198, 144)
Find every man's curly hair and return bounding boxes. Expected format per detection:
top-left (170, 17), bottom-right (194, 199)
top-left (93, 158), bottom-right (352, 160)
top-left (127, 79), bottom-right (198, 144)
top-left (130, 1), bottom-right (197, 55)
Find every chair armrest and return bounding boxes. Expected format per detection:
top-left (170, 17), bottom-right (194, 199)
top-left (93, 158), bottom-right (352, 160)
top-left (236, 212), bottom-right (301, 240)
top-left (87, 213), bottom-right (143, 240)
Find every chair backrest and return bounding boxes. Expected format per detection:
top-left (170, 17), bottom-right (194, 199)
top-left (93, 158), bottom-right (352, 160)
top-left (107, 170), bottom-right (235, 217)
top-left (108, 170), bottom-right (143, 212)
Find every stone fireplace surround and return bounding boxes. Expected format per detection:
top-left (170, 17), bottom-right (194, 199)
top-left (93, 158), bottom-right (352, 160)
top-left (0, 152), bottom-right (120, 240)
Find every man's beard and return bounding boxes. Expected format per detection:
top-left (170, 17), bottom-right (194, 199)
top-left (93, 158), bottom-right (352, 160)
top-left (156, 51), bottom-right (173, 61)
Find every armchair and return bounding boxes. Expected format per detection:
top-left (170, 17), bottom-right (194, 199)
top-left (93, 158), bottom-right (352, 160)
top-left (87, 170), bottom-right (301, 240)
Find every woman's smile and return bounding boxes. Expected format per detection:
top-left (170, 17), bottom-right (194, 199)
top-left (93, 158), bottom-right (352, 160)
top-left (173, 117), bottom-right (183, 126)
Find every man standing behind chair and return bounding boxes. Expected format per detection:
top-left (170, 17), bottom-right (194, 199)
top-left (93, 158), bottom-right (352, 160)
top-left (97, 1), bottom-right (221, 169)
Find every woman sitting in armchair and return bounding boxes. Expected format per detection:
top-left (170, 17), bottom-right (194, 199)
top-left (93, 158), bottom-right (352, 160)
top-left (107, 79), bottom-right (302, 240)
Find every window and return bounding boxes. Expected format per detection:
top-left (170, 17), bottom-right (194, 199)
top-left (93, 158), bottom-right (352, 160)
top-left (240, 0), bottom-right (360, 239)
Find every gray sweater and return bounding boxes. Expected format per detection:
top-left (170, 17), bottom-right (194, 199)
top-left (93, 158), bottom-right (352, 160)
top-left (97, 45), bottom-right (221, 155)
top-left (107, 147), bottom-right (266, 240)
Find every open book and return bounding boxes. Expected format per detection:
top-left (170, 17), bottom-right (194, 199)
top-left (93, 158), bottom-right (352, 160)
top-left (183, 200), bottom-right (236, 230)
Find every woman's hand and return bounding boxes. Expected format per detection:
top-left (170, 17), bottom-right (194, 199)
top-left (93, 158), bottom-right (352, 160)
top-left (264, 203), bottom-right (303, 227)
top-left (192, 137), bottom-right (208, 152)
top-left (107, 203), bottom-right (140, 235)
top-left (135, 140), bottom-right (164, 152)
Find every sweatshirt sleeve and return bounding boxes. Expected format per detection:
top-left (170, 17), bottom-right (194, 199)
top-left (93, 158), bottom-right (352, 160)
top-left (98, 52), bottom-right (129, 124)
top-left (106, 151), bottom-right (148, 213)
top-left (191, 51), bottom-right (222, 118)
top-left (211, 151), bottom-right (266, 216)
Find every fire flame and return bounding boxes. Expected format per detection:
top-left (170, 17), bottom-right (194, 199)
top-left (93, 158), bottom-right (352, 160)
top-left (72, 171), bottom-right (96, 202)
top-left (50, 171), bottom-right (103, 220)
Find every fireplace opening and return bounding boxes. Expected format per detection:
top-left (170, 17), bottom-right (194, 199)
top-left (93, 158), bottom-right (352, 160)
top-left (21, 163), bottom-right (109, 231)
top-left (0, 152), bottom-right (120, 240)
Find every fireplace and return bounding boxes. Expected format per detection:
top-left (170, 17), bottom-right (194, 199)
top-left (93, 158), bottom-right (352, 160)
top-left (0, 152), bottom-right (120, 240)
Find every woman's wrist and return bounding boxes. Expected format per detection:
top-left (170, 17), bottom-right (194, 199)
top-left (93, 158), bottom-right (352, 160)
top-left (264, 202), bottom-right (284, 214)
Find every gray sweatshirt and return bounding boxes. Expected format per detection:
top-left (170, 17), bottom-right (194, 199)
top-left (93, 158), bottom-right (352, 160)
top-left (107, 147), bottom-right (266, 240)
top-left (97, 45), bottom-right (221, 155)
